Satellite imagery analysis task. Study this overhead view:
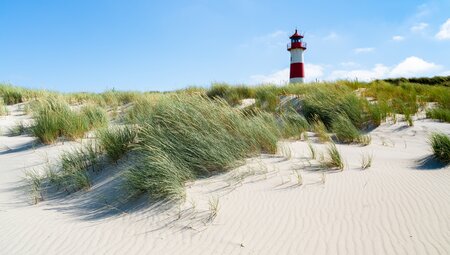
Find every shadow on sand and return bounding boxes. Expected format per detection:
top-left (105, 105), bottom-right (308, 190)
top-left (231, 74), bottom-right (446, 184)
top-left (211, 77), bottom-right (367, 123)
top-left (414, 155), bottom-right (447, 170)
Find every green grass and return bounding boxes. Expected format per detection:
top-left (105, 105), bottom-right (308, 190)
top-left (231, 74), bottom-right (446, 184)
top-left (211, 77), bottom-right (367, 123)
top-left (81, 104), bottom-right (108, 129)
top-left (426, 108), bottom-right (450, 123)
top-left (31, 98), bottom-right (109, 144)
top-left (312, 116), bottom-right (330, 142)
top-left (124, 95), bottom-right (281, 200)
top-left (429, 133), bottom-right (450, 164)
top-left (97, 125), bottom-right (137, 163)
top-left (323, 143), bottom-right (344, 170)
top-left (47, 143), bottom-right (102, 193)
top-left (331, 114), bottom-right (361, 143)
top-left (279, 111), bottom-right (310, 139)
top-left (0, 84), bottom-right (24, 105)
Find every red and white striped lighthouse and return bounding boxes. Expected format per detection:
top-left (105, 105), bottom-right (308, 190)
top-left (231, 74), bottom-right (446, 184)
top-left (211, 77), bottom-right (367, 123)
top-left (287, 29), bottom-right (307, 83)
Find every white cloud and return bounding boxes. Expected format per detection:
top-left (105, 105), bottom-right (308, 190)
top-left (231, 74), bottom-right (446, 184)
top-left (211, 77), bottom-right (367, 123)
top-left (390, 56), bottom-right (441, 77)
top-left (251, 57), bottom-right (444, 84)
top-left (410, 22), bottom-right (428, 32)
top-left (392, 35), bottom-right (404, 41)
top-left (354, 47), bottom-right (375, 54)
top-left (250, 68), bottom-right (289, 85)
top-left (435, 18), bottom-right (450, 40)
top-left (324, 32), bottom-right (338, 41)
top-left (250, 64), bottom-right (324, 85)
top-left (305, 64), bottom-right (325, 81)
top-left (329, 64), bottom-right (390, 81)
top-left (327, 57), bottom-right (442, 81)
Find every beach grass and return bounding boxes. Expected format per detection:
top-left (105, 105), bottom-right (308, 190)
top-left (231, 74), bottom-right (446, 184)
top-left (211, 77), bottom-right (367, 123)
top-left (30, 98), bottom-right (109, 144)
top-left (426, 107), bottom-right (450, 123)
top-left (124, 95), bottom-right (281, 200)
top-left (97, 125), bottom-right (137, 163)
top-left (323, 143), bottom-right (344, 170)
top-left (429, 133), bottom-right (450, 164)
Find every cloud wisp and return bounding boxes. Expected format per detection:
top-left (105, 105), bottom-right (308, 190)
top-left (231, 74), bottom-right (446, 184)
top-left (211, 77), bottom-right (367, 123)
top-left (354, 47), bottom-right (375, 54)
top-left (250, 57), bottom-right (443, 84)
top-left (436, 19), bottom-right (450, 40)
top-left (410, 22), bottom-right (429, 32)
top-left (392, 35), bottom-right (404, 41)
top-left (250, 64), bottom-right (324, 85)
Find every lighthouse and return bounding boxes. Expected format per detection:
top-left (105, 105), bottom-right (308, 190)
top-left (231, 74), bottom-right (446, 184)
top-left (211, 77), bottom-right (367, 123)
top-left (287, 29), bottom-right (307, 83)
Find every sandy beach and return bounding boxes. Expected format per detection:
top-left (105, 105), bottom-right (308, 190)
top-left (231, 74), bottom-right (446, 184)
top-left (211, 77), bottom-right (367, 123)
top-left (1, 104), bottom-right (449, 255)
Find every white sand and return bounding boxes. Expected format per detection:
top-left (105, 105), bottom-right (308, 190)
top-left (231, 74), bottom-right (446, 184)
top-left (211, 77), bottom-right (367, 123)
top-left (1, 106), bottom-right (449, 255)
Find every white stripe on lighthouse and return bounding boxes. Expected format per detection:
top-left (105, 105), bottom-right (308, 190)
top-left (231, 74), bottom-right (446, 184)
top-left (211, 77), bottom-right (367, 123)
top-left (290, 49), bottom-right (304, 63)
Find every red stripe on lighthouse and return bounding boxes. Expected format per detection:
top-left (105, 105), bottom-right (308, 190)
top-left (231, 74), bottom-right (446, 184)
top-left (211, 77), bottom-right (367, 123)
top-left (290, 63), bottom-right (304, 78)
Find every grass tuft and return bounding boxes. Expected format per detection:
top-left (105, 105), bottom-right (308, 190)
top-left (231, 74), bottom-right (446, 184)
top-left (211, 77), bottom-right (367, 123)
top-left (323, 143), bottom-right (344, 170)
top-left (97, 125), bottom-right (137, 162)
top-left (124, 95), bottom-right (281, 200)
top-left (426, 108), bottom-right (450, 123)
top-left (361, 153), bottom-right (373, 169)
top-left (429, 133), bottom-right (450, 164)
top-left (312, 116), bottom-right (330, 142)
top-left (24, 170), bottom-right (44, 204)
top-left (331, 114), bottom-right (361, 143)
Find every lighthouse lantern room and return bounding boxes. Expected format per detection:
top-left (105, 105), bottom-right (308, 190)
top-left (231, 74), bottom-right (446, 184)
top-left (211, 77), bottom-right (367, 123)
top-left (287, 29), bottom-right (307, 83)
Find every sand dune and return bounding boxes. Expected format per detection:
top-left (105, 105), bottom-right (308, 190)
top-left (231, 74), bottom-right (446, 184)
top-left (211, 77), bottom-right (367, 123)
top-left (1, 107), bottom-right (449, 254)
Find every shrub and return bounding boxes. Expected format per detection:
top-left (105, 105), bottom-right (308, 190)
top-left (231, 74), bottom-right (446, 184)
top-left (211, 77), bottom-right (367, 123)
top-left (97, 125), bottom-right (137, 162)
top-left (429, 133), bottom-right (450, 164)
top-left (125, 95), bottom-right (281, 200)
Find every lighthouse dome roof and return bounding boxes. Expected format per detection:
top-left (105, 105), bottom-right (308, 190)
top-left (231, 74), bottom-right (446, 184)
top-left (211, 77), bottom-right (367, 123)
top-left (290, 29), bottom-right (303, 39)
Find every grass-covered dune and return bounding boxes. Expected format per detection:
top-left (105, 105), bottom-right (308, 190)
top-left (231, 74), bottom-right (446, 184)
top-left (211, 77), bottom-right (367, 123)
top-left (1, 76), bottom-right (450, 202)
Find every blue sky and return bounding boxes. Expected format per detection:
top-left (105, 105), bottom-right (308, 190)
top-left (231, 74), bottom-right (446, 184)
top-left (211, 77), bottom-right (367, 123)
top-left (1, 0), bottom-right (450, 92)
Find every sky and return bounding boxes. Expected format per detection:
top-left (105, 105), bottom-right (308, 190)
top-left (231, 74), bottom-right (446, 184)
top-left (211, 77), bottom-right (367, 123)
top-left (1, 0), bottom-right (450, 92)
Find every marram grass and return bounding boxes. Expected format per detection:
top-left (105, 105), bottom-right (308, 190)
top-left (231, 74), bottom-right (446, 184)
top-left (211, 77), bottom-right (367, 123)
top-left (429, 133), bottom-right (450, 164)
top-left (97, 125), bottom-right (137, 163)
top-left (31, 98), bottom-right (108, 144)
top-left (125, 95), bottom-right (281, 200)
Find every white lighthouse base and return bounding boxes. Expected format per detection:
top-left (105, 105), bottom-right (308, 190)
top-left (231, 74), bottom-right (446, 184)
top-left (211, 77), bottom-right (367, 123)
top-left (289, 77), bottom-right (304, 83)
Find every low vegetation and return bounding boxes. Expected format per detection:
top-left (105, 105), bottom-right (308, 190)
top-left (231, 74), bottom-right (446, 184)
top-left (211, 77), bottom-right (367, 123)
top-left (30, 98), bottom-right (108, 144)
top-left (361, 153), bottom-right (373, 169)
top-left (429, 133), bottom-right (450, 164)
top-left (323, 143), bottom-right (344, 170)
top-left (97, 125), bottom-right (137, 163)
top-left (46, 143), bottom-right (102, 193)
top-left (12, 75), bottom-right (449, 203)
top-left (426, 108), bottom-right (450, 123)
top-left (125, 95), bottom-right (281, 200)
